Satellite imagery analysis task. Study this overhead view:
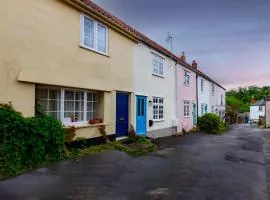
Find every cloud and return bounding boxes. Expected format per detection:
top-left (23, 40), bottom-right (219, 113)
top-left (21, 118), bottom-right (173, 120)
top-left (93, 0), bottom-right (270, 87)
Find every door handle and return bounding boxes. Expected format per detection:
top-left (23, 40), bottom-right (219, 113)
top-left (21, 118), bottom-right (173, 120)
top-left (120, 117), bottom-right (124, 121)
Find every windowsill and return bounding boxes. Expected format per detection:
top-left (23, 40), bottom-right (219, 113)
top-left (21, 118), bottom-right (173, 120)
top-left (80, 44), bottom-right (109, 57)
top-left (184, 116), bottom-right (191, 118)
top-left (152, 73), bottom-right (165, 78)
top-left (153, 119), bottom-right (165, 122)
top-left (184, 84), bottom-right (190, 87)
top-left (65, 123), bottom-right (107, 129)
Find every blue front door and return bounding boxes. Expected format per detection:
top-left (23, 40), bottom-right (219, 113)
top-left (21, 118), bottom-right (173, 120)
top-left (116, 92), bottom-right (129, 137)
top-left (136, 96), bottom-right (147, 135)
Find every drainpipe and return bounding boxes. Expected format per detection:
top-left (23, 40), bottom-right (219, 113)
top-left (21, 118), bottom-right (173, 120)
top-left (196, 74), bottom-right (199, 121)
top-left (175, 61), bottom-right (179, 134)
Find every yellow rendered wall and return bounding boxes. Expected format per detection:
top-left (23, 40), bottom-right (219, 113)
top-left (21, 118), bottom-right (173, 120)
top-left (0, 0), bottom-right (134, 138)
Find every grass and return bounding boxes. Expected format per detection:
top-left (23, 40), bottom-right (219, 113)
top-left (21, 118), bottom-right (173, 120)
top-left (0, 137), bottom-right (156, 180)
top-left (66, 137), bottom-right (157, 159)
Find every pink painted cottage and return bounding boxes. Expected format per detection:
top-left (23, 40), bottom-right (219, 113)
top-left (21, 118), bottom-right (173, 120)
top-left (176, 53), bottom-right (198, 132)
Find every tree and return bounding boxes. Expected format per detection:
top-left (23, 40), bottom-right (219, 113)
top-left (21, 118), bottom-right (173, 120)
top-left (226, 86), bottom-right (270, 113)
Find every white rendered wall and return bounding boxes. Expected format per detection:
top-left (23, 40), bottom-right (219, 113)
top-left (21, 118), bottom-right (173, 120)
top-left (197, 76), bottom-right (210, 117)
top-left (209, 83), bottom-right (226, 116)
top-left (250, 106), bottom-right (265, 121)
top-left (133, 43), bottom-right (177, 136)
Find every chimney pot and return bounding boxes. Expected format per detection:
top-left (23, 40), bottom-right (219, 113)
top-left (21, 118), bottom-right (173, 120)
top-left (192, 60), bottom-right (197, 69)
top-left (180, 51), bottom-right (186, 62)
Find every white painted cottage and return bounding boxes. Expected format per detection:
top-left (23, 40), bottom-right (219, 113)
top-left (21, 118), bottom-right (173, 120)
top-left (133, 42), bottom-right (177, 138)
top-left (250, 100), bottom-right (265, 122)
top-left (197, 75), bottom-right (211, 117)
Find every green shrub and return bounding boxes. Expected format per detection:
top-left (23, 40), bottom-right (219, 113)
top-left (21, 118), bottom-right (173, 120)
top-left (198, 113), bottom-right (225, 134)
top-left (0, 104), bottom-right (65, 179)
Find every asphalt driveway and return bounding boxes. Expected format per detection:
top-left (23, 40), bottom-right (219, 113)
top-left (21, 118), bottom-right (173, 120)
top-left (1, 125), bottom-right (270, 200)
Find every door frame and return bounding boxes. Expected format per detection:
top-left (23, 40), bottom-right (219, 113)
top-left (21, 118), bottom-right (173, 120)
top-left (115, 92), bottom-right (130, 138)
top-left (136, 95), bottom-right (147, 135)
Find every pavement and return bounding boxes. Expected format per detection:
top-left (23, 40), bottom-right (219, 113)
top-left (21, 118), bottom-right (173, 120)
top-left (1, 124), bottom-right (270, 200)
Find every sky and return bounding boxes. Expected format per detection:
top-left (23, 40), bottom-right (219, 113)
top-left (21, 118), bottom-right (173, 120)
top-left (93, 0), bottom-right (270, 90)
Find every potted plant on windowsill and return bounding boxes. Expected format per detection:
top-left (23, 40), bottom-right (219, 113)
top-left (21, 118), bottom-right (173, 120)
top-left (89, 118), bottom-right (103, 125)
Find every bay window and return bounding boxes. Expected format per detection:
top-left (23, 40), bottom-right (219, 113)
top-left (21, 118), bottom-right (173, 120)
top-left (36, 87), bottom-right (100, 126)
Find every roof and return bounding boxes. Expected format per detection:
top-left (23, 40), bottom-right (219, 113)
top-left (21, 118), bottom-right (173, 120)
top-left (251, 99), bottom-right (265, 106)
top-left (265, 96), bottom-right (270, 101)
top-left (73, 0), bottom-right (225, 90)
top-left (196, 70), bottom-right (226, 90)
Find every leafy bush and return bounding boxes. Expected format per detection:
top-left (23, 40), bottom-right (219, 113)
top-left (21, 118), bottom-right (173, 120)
top-left (198, 113), bottom-right (225, 134)
top-left (0, 104), bottom-right (65, 179)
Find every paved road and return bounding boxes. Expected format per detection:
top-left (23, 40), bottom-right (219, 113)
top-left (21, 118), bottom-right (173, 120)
top-left (1, 125), bottom-right (270, 200)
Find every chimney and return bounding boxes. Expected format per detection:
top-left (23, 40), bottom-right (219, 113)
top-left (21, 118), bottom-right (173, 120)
top-left (192, 60), bottom-right (197, 69)
top-left (180, 51), bottom-right (186, 62)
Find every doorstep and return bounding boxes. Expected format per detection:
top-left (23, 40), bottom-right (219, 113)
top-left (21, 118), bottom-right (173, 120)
top-left (116, 136), bottom-right (128, 141)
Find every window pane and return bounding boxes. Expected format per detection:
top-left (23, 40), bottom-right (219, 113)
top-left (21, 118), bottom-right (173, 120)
top-left (87, 102), bottom-right (93, 111)
top-left (49, 90), bottom-right (59, 99)
top-left (141, 99), bottom-right (145, 116)
top-left (65, 91), bottom-right (74, 101)
top-left (87, 92), bottom-right (93, 101)
top-left (86, 92), bottom-right (99, 121)
top-left (137, 98), bottom-right (141, 116)
top-left (36, 88), bottom-right (61, 120)
top-left (49, 100), bottom-right (59, 111)
top-left (97, 24), bottom-right (107, 53)
top-left (50, 111), bottom-right (61, 118)
top-left (87, 112), bottom-right (94, 120)
top-left (65, 101), bottom-right (74, 112)
top-left (36, 89), bottom-right (48, 99)
top-left (84, 17), bottom-right (94, 48)
top-left (75, 112), bottom-right (84, 121)
top-left (158, 63), bottom-right (163, 76)
top-left (75, 101), bottom-right (84, 112)
top-left (153, 59), bottom-right (159, 74)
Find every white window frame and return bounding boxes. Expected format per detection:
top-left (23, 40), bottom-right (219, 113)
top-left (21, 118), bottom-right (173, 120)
top-left (184, 71), bottom-right (190, 86)
top-left (201, 79), bottom-right (204, 92)
top-left (80, 14), bottom-right (109, 55)
top-left (184, 100), bottom-right (190, 117)
top-left (36, 87), bottom-right (100, 127)
top-left (211, 84), bottom-right (215, 96)
top-left (153, 97), bottom-right (164, 121)
top-left (152, 53), bottom-right (165, 77)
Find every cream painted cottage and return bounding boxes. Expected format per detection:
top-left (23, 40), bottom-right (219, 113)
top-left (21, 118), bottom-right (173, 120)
top-left (0, 0), bottom-right (226, 141)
